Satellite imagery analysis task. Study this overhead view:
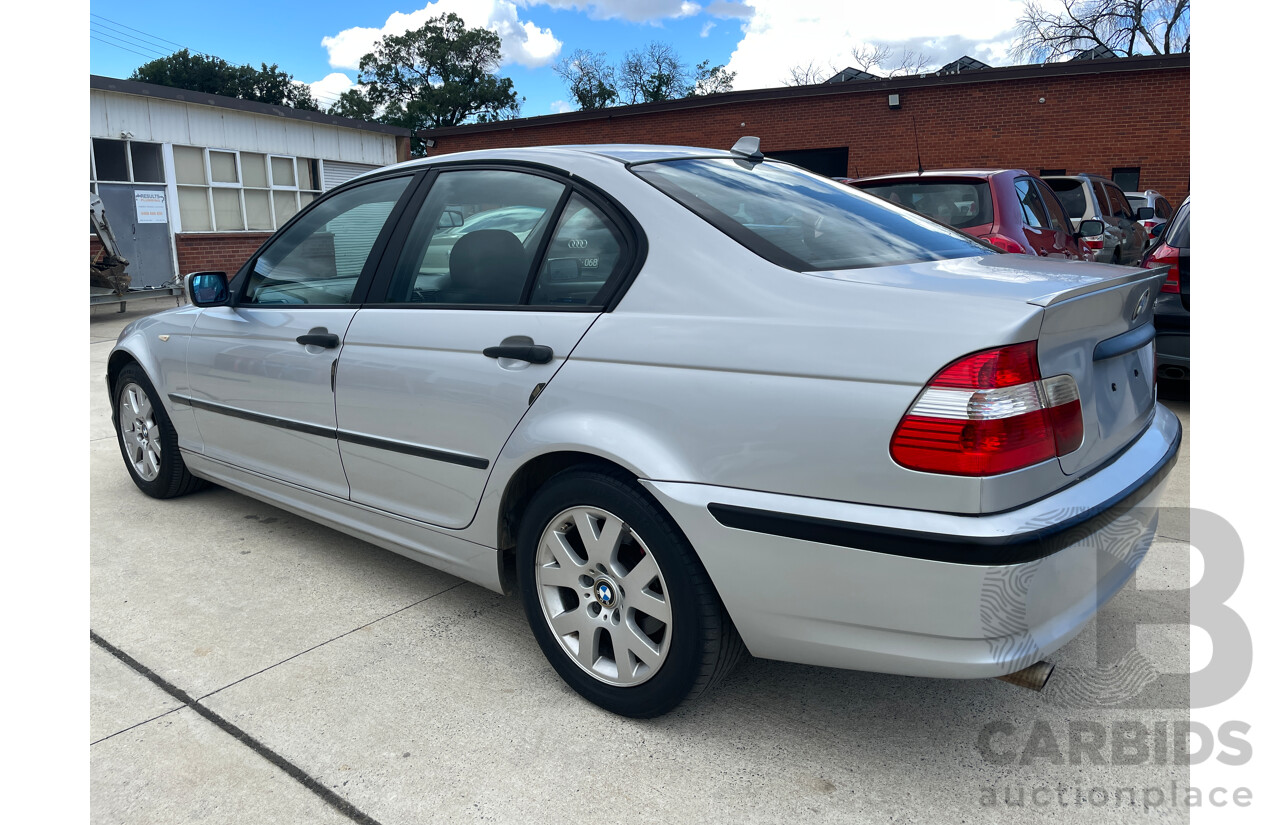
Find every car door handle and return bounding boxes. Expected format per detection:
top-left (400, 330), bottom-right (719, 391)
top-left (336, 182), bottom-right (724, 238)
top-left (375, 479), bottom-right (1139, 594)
top-left (483, 343), bottom-right (554, 364)
top-left (296, 328), bottom-right (340, 348)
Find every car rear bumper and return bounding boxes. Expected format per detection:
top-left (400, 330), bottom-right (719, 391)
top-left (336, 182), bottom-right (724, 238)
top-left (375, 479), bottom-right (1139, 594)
top-left (641, 403), bottom-right (1182, 679)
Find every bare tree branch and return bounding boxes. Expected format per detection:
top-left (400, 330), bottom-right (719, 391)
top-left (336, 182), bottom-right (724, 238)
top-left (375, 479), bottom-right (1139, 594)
top-left (1012, 0), bottom-right (1190, 62)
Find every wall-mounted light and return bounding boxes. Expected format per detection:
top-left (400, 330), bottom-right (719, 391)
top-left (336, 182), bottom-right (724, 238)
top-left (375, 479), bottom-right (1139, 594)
top-left (1038, 97), bottom-right (1046, 104)
top-left (120, 130), bottom-right (134, 140)
top-left (424, 138), bottom-right (436, 148)
top-left (888, 94), bottom-right (901, 110)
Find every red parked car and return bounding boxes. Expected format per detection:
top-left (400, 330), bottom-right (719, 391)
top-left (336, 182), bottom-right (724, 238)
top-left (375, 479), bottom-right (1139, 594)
top-left (850, 169), bottom-right (1101, 260)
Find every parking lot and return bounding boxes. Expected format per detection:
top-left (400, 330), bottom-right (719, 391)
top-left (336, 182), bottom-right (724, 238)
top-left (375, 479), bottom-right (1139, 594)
top-left (90, 297), bottom-right (1193, 824)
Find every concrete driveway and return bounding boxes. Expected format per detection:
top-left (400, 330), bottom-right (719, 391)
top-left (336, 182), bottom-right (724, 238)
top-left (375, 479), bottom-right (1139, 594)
top-left (91, 298), bottom-right (1193, 824)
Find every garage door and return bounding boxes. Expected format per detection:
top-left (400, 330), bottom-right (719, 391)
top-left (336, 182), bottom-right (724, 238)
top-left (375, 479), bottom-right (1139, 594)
top-left (322, 161), bottom-right (383, 190)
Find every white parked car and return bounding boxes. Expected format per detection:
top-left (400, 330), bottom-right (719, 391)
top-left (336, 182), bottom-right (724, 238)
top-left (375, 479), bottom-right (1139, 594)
top-left (109, 142), bottom-right (1181, 717)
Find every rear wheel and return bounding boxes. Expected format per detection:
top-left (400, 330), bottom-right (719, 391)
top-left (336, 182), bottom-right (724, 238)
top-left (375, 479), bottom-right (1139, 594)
top-left (113, 363), bottom-right (205, 499)
top-left (517, 467), bottom-right (743, 717)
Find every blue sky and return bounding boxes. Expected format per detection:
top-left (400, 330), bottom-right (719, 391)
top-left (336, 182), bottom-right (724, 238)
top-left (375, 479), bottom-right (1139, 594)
top-left (88, 1), bottom-right (1047, 117)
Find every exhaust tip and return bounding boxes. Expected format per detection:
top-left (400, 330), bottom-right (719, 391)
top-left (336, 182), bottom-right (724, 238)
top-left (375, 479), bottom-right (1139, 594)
top-left (995, 660), bottom-right (1054, 692)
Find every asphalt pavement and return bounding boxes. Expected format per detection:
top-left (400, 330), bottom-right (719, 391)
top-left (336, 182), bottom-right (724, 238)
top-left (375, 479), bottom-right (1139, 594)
top-left (90, 296), bottom-right (1194, 824)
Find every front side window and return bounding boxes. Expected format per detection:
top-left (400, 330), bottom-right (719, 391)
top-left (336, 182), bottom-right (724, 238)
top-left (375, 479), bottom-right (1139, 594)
top-left (1106, 185), bottom-right (1135, 219)
top-left (244, 176), bottom-right (411, 306)
top-left (635, 160), bottom-right (988, 271)
top-left (385, 169), bottom-right (565, 305)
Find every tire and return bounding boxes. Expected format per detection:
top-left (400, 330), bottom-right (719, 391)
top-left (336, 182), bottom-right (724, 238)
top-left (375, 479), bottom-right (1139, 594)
top-left (517, 467), bottom-right (744, 717)
top-left (113, 363), bottom-right (206, 499)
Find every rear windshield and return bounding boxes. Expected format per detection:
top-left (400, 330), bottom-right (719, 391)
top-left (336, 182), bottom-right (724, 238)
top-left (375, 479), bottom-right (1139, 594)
top-left (1127, 196), bottom-right (1146, 212)
top-left (856, 179), bottom-right (994, 229)
top-left (1046, 179), bottom-right (1088, 218)
top-left (632, 159), bottom-right (989, 271)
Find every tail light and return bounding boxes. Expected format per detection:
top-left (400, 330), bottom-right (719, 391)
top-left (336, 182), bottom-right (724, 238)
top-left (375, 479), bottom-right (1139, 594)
top-left (1140, 219), bottom-right (1158, 231)
top-left (979, 234), bottom-right (1026, 254)
top-left (1142, 241), bottom-right (1181, 293)
top-left (1081, 234), bottom-right (1105, 251)
top-left (890, 342), bottom-right (1084, 476)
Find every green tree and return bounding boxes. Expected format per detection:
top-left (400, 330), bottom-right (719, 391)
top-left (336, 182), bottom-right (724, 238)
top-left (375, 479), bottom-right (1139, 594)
top-left (131, 49), bottom-right (318, 110)
top-left (357, 13), bottom-right (521, 153)
top-left (326, 87), bottom-right (377, 120)
top-left (690, 60), bottom-right (735, 96)
top-left (553, 49), bottom-right (618, 110)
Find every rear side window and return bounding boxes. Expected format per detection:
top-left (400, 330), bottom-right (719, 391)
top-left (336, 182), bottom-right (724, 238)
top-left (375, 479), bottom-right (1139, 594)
top-left (1106, 185), bottom-right (1134, 219)
top-left (854, 179), bottom-right (994, 229)
top-left (1014, 178), bottom-right (1050, 228)
top-left (1033, 179), bottom-right (1072, 233)
top-left (529, 194), bottom-right (626, 307)
top-left (1157, 198), bottom-right (1173, 219)
top-left (1046, 179), bottom-right (1088, 219)
top-left (1091, 181), bottom-right (1113, 216)
top-left (634, 159), bottom-right (989, 271)
top-left (1165, 201), bottom-right (1191, 248)
top-left (385, 169), bottom-right (565, 305)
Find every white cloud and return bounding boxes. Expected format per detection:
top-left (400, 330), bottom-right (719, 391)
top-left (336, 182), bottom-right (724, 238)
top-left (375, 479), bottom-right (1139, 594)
top-left (530, 1), bottom-right (701, 22)
top-left (701, 21), bottom-right (717, 37)
top-left (705, 1), bottom-right (753, 18)
top-left (322, 1), bottom-right (562, 71)
top-left (723, 0), bottom-right (1024, 89)
top-left (307, 72), bottom-right (357, 107)
top-left (550, 99), bottom-right (575, 113)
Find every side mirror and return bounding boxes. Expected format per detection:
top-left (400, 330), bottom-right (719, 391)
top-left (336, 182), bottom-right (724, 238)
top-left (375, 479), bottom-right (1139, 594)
top-left (186, 271), bottom-right (230, 306)
top-left (436, 209), bottom-right (464, 229)
top-left (1076, 219), bottom-right (1105, 239)
top-left (1135, 206), bottom-right (1156, 220)
top-left (544, 257), bottom-right (581, 282)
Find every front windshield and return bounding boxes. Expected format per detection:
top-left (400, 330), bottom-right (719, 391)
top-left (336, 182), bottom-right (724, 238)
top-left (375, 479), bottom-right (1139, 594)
top-left (632, 158), bottom-right (990, 271)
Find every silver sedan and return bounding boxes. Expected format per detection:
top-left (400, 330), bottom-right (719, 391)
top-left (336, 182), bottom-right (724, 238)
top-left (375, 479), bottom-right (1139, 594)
top-left (108, 142), bottom-right (1180, 718)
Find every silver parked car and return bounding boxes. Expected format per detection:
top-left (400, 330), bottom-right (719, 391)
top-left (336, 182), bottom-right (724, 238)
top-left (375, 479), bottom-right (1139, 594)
top-left (1126, 189), bottom-right (1175, 245)
top-left (1043, 174), bottom-right (1149, 265)
top-left (109, 143), bottom-right (1181, 718)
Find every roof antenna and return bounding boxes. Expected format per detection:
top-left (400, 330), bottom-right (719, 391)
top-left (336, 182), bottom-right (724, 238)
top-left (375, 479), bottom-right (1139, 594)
top-left (912, 115), bottom-right (924, 175)
top-left (731, 136), bottom-right (765, 163)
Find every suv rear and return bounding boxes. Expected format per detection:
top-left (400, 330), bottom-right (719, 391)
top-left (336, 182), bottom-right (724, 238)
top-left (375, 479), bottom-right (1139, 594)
top-left (852, 169), bottom-right (1094, 260)
top-left (1043, 174), bottom-right (1148, 265)
top-left (1141, 196), bottom-right (1190, 383)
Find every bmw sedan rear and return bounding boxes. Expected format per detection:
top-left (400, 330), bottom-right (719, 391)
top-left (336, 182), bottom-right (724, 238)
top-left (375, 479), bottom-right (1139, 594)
top-left (109, 143), bottom-right (1180, 717)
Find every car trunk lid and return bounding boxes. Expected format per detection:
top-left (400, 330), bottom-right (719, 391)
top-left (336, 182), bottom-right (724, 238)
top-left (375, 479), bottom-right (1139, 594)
top-left (1031, 266), bottom-right (1169, 475)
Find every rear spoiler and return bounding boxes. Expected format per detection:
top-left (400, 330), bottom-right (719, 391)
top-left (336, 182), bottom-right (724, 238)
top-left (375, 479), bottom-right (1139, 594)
top-left (1027, 266), bottom-right (1169, 307)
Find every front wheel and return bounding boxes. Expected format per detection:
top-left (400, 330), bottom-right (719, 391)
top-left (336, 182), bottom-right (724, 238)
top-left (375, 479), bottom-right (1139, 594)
top-left (517, 467), bottom-right (743, 717)
top-left (113, 363), bottom-right (205, 499)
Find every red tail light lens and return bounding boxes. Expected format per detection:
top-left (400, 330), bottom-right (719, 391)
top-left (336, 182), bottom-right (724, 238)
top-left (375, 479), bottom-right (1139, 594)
top-left (1142, 242), bottom-right (1181, 293)
top-left (979, 234), bottom-right (1026, 254)
top-left (890, 343), bottom-right (1085, 476)
top-left (1082, 235), bottom-right (1105, 251)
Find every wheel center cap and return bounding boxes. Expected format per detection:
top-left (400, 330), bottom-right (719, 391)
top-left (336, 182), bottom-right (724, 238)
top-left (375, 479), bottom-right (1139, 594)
top-left (593, 577), bottom-right (618, 609)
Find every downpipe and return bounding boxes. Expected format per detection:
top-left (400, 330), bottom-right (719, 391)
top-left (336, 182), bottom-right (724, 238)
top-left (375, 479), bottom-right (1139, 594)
top-left (995, 660), bottom-right (1054, 691)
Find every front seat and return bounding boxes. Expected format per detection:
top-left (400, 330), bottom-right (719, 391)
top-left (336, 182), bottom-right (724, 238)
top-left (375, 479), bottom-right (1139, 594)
top-left (445, 229), bottom-right (528, 305)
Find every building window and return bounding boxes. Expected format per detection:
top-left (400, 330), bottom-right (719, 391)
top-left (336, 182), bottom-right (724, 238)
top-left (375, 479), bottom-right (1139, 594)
top-left (174, 146), bottom-right (321, 233)
top-left (91, 138), bottom-right (166, 185)
top-left (1112, 167), bottom-right (1140, 192)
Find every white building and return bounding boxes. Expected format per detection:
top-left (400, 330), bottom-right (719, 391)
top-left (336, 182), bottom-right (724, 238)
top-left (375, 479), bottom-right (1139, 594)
top-left (90, 75), bottom-right (410, 288)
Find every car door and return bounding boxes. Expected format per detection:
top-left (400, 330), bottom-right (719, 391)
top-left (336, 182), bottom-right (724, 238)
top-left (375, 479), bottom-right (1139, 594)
top-left (183, 174), bottom-right (417, 496)
top-left (1105, 183), bottom-right (1146, 264)
top-left (335, 167), bottom-right (638, 528)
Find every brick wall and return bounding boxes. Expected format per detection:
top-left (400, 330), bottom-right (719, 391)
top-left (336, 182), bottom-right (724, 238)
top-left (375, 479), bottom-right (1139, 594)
top-left (175, 233), bottom-right (273, 276)
top-left (427, 65), bottom-right (1190, 205)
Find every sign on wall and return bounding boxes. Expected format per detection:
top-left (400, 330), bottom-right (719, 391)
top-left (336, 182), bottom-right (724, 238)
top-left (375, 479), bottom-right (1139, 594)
top-left (134, 191), bottom-right (168, 224)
